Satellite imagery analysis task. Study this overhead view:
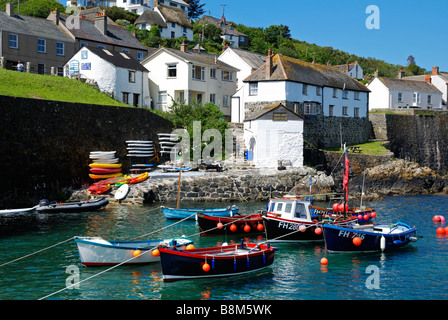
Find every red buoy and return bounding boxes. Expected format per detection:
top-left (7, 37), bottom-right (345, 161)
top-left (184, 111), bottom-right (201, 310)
top-left (353, 237), bottom-right (362, 246)
top-left (257, 223), bottom-right (264, 231)
top-left (202, 263), bottom-right (210, 272)
top-left (217, 222), bottom-right (224, 229)
top-left (433, 215), bottom-right (441, 223)
top-left (332, 203), bottom-right (340, 212)
top-left (315, 227), bottom-right (322, 235)
top-left (363, 214), bottom-right (370, 220)
top-left (244, 225), bottom-right (251, 232)
top-left (320, 257), bottom-right (328, 265)
top-left (230, 224), bottom-right (237, 232)
top-left (436, 227), bottom-right (446, 234)
top-left (370, 212), bottom-right (377, 218)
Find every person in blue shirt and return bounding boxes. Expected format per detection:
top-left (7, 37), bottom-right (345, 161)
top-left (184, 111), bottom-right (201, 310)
top-left (17, 61), bottom-right (23, 72)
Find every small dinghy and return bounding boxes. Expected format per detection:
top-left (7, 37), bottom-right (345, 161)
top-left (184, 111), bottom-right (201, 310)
top-left (35, 198), bottom-right (109, 213)
top-left (322, 222), bottom-right (418, 253)
top-left (161, 205), bottom-right (239, 220)
top-left (74, 236), bottom-right (194, 266)
top-left (159, 241), bottom-right (278, 281)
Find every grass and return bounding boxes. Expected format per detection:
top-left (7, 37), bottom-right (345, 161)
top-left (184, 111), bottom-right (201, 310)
top-left (325, 141), bottom-right (390, 155)
top-left (0, 68), bottom-right (129, 107)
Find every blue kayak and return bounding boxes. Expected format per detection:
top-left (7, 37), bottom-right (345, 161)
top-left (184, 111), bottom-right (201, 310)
top-left (161, 205), bottom-right (239, 220)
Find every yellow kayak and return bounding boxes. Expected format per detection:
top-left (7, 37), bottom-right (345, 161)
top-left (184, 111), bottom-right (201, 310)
top-left (89, 163), bottom-right (122, 169)
top-left (89, 173), bottom-right (122, 179)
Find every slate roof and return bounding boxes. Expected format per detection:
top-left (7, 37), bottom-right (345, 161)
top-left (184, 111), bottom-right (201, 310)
top-left (226, 47), bottom-right (266, 71)
top-left (134, 9), bottom-right (167, 28)
top-left (404, 73), bottom-right (448, 83)
top-left (244, 103), bottom-right (304, 121)
top-left (0, 11), bottom-right (74, 42)
top-left (377, 77), bottom-right (442, 94)
top-left (244, 53), bottom-right (369, 92)
top-left (53, 13), bottom-right (147, 51)
top-left (199, 15), bottom-right (247, 37)
top-left (83, 46), bottom-right (148, 72)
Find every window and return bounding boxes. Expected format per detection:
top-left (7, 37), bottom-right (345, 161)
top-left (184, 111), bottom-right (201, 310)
top-left (196, 93), bottom-right (202, 103)
top-left (398, 92), bottom-right (403, 102)
top-left (171, 22), bottom-right (176, 28)
top-left (223, 95), bottom-right (229, 107)
top-left (37, 39), bottom-right (46, 53)
top-left (182, 27), bottom-right (187, 35)
top-left (295, 203), bottom-right (307, 219)
top-left (329, 105), bottom-right (334, 116)
top-left (122, 49), bottom-right (130, 54)
top-left (354, 107), bottom-right (360, 117)
top-left (9, 34), bottom-right (18, 49)
top-left (342, 90), bottom-right (348, 99)
top-left (167, 63), bottom-right (177, 78)
top-left (210, 68), bottom-right (216, 79)
top-left (276, 203), bottom-right (283, 212)
top-left (221, 70), bottom-right (233, 81)
top-left (57, 67), bottom-right (64, 77)
top-left (137, 52), bottom-right (144, 61)
top-left (316, 86), bottom-right (321, 96)
top-left (284, 203), bottom-right (292, 213)
top-left (129, 71), bottom-right (135, 83)
top-left (210, 93), bottom-right (216, 104)
top-left (37, 64), bottom-right (45, 74)
top-left (249, 83), bottom-right (258, 96)
top-left (122, 92), bottom-right (129, 104)
top-left (80, 42), bottom-right (88, 48)
top-left (333, 88), bottom-right (338, 98)
top-left (342, 106), bottom-right (348, 116)
top-left (192, 65), bottom-right (205, 80)
top-left (302, 84), bottom-right (308, 95)
top-left (427, 95), bottom-right (432, 105)
top-left (170, 31), bottom-right (175, 39)
top-left (273, 113), bottom-right (287, 121)
top-left (179, 91), bottom-right (185, 102)
top-left (354, 91), bottom-right (360, 100)
top-left (56, 42), bottom-right (64, 56)
top-left (158, 91), bottom-right (167, 104)
top-left (133, 93), bottom-right (139, 107)
top-left (304, 102), bottom-right (320, 115)
top-left (413, 92), bottom-right (421, 104)
top-left (97, 45), bottom-right (106, 49)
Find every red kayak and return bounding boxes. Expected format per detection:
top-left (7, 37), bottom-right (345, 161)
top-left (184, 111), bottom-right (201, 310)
top-left (89, 184), bottom-right (111, 194)
top-left (90, 168), bottom-right (122, 174)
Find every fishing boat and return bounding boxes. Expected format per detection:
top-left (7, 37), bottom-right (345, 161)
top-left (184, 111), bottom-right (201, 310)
top-left (322, 222), bottom-right (418, 253)
top-left (35, 198), bottom-right (109, 213)
top-left (263, 198), bottom-right (357, 242)
top-left (159, 241), bottom-right (277, 281)
top-left (197, 212), bottom-right (264, 236)
top-left (74, 236), bottom-right (194, 266)
top-left (161, 205), bottom-right (239, 220)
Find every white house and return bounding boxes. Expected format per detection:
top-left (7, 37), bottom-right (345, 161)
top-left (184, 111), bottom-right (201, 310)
top-left (367, 76), bottom-right (443, 109)
top-left (404, 66), bottom-right (448, 108)
top-left (64, 46), bottom-right (150, 107)
top-left (333, 61), bottom-right (364, 79)
top-left (198, 15), bottom-right (249, 48)
top-left (70, 0), bottom-right (189, 15)
top-left (134, 2), bottom-right (193, 40)
top-left (141, 43), bottom-right (239, 119)
top-left (244, 103), bottom-right (304, 168)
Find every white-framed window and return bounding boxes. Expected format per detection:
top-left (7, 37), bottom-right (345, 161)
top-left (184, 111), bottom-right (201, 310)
top-left (209, 93), bottom-right (216, 104)
top-left (221, 70), bottom-right (233, 81)
top-left (37, 39), bottom-right (46, 53)
top-left (210, 68), bottom-right (216, 79)
top-left (129, 71), bottom-right (135, 83)
top-left (302, 84), bottom-right (308, 95)
top-left (342, 106), bottom-right (348, 116)
top-left (427, 95), bottom-right (432, 105)
top-left (398, 92), bottom-right (403, 102)
top-left (37, 63), bottom-right (45, 74)
top-left (342, 90), bottom-right (348, 99)
top-left (137, 51), bottom-right (144, 61)
top-left (223, 95), bottom-right (229, 107)
top-left (413, 92), bottom-right (421, 104)
top-left (249, 83), bottom-right (258, 96)
top-left (179, 91), bottom-right (185, 102)
top-left (158, 91), bottom-right (167, 104)
top-left (354, 107), bottom-right (360, 117)
top-left (56, 42), bottom-right (64, 56)
top-left (167, 63), bottom-right (177, 78)
top-left (9, 34), bottom-right (18, 49)
top-left (192, 65), bottom-right (205, 80)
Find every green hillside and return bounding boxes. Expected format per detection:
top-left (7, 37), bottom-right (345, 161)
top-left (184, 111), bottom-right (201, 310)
top-left (0, 69), bottom-right (128, 107)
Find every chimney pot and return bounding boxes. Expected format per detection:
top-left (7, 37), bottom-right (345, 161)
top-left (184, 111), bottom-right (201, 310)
top-left (6, 2), bottom-right (14, 17)
top-left (432, 66), bottom-right (439, 75)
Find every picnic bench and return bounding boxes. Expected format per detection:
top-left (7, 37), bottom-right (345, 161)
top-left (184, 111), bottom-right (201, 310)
top-left (350, 146), bottom-right (362, 153)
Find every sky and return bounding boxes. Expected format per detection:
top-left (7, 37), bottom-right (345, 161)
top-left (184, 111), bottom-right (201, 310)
top-left (58, 0), bottom-right (448, 72)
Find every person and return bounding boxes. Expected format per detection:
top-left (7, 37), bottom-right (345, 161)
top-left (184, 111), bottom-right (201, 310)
top-left (17, 61), bottom-right (24, 72)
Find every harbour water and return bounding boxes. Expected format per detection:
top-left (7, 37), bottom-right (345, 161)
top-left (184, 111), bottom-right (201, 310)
top-left (0, 195), bottom-right (447, 300)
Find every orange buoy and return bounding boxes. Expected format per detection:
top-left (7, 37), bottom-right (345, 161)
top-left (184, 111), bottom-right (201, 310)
top-left (315, 227), bottom-right (322, 235)
top-left (152, 248), bottom-right (160, 257)
top-left (353, 237), bottom-right (362, 246)
top-left (202, 263), bottom-right (210, 272)
top-left (257, 223), bottom-right (264, 231)
top-left (230, 224), bottom-right (237, 232)
top-left (186, 244), bottom-right (195, 250)
top-left (436, 227), bottom-right (446, 234)
top-left (244, 225), bottom-right (251, 232)
top-left (299, 224), bottom-right (306, 232)
top-left (133, 249), bottom-right (142, 258)
top-left (320, 257), bottom-right (328, 265)
top-left (217, 222), bottom-right (224, 229)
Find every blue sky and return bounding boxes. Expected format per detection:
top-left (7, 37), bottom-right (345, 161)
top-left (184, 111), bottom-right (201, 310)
top-left (58, 0), bottom-right (448, 72)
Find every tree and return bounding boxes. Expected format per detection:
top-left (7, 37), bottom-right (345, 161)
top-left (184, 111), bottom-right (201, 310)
top-left (105, 6), bottom-right (139, 24)
top-left (185, 0), bottom-right (205, 20)
top-left (17, 0), bottom-right (63, 18)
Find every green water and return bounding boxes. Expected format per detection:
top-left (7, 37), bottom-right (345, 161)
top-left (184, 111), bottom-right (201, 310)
top-left (0, 195), bottom-right (447, 300)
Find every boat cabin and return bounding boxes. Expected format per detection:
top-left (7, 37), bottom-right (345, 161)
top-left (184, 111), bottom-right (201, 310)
top-left (266, 199), bottom-right (315, 222)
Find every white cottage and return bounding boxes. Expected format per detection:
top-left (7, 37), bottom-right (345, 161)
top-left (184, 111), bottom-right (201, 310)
top-left (367, 76), bottom-right (443, 109)
top-left (64, 46), bottom-right (150, 107)
top-left (141, 43), bottom-right (238, 119)
top-left (244, 103), bottom-right (304, 168)
top-left (404, 67), bottom-right (448, 108)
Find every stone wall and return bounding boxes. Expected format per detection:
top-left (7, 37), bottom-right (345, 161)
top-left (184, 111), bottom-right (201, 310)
top-left (0, 95), bottom-right (173, 207)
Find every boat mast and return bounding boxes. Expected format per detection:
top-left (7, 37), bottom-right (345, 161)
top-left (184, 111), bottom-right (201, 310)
top-left (176, 146), bottom-right (183, 209)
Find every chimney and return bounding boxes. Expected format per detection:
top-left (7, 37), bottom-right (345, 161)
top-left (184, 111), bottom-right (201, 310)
top-left (346, 61), bottom-right (349, 72)
top-left (222, 41), bottom-right (228, 53)
top-left (432, 66), bottom-right (439, 75)
top-left (95, 10), bottom-right (107, 35)
top-left (6, 2), bottom-right (14, 17)
top-left (266, 48), bottom-right (273, 80)
top-left (425, 74), bottom-right (431, 83)
top-left (180, 40), bottom-right (187, 52)
top-left (154, 0), bottom-right (158, 7)
top-left (53, 8), bottom-right (60, 25)
top-left (397, 66), bottom-right (405, 79)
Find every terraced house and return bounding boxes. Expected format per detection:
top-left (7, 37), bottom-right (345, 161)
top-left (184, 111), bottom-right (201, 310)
top-left (233, 49), bottom-right (371, 148)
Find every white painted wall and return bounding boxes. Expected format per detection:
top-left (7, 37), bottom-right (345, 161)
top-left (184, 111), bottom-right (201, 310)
top-left (431, 75), bottom-right (448, 106)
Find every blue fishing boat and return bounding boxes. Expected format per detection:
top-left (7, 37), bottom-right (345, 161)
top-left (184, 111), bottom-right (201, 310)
top-left (322, 222), bottom-right (418, 253)
top-left (161, 205), bottom-right (239, 220)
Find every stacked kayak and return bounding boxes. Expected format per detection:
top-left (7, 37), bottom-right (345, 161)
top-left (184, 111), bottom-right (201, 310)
top-left (89, 151), bottom-right (122, 180)
top-left (158, 133), bottom-right (179, 156)
top-left (127, 140), bottom-right (156, 173)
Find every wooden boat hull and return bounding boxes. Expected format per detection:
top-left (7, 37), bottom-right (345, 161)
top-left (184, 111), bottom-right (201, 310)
top-left (197, 213), bottom-right (264, 236)
top-left (323, 222), bottom-right (418, 253)
top-left (161, 205), bottom-right (239, 220)
top-left (263, 214), bottom-right (356, 242)
top-left (75, 237), bottom-right (193, 266)
top-left (159, 242), bottom-right (277, 281)
top-left (35, 198), bottom-right (109, 213)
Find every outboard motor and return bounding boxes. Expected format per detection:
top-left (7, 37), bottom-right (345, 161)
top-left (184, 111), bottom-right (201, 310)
top-left (39, 199), bottom-right (50, 206)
